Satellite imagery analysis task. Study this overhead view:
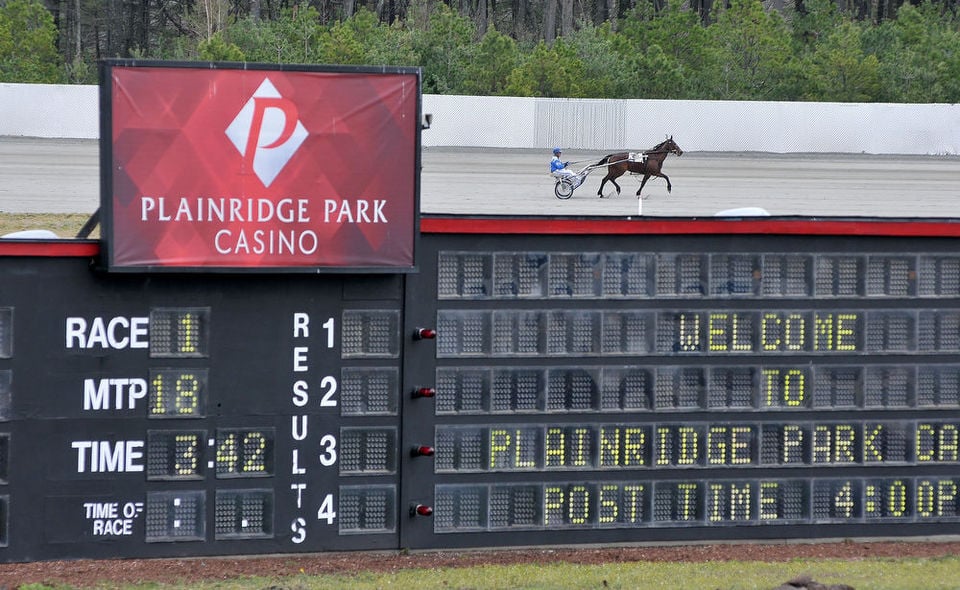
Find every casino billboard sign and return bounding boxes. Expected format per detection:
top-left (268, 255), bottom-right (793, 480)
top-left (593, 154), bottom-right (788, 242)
top-left (98, 60), bottom-right (421, 272)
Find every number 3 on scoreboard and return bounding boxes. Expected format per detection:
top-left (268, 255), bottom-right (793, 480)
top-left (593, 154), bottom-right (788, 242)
top-left (317, 493), bottom-right (336, 524)
top-left (319, 434), bottom-right (337, 467)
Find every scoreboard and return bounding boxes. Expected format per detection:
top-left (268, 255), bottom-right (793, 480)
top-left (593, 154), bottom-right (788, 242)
top-left (0, 243), bottom-right (404, 560)
top-left (2, 217), bottom-right (960, 561)
top-left (401, 218), bottom-right (960, 549)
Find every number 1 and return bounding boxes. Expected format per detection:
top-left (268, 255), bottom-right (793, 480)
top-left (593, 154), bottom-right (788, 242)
top-left (322, 318), bottom-right (334, 349)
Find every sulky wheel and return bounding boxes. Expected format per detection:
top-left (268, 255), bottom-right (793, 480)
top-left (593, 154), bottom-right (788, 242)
top-left (554, 178), bottom-right (574, 199)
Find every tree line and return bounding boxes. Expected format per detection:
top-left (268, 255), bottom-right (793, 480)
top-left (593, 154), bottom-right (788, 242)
top-left (2, 0), bottom-right (960, 102)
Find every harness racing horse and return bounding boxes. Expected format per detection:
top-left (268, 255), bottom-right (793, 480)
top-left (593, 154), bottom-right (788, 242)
top-left (595, 136), bottom-right (684, 198)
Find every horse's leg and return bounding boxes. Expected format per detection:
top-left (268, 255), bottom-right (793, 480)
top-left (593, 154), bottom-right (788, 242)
top-left (662, 173), bottom-right (672, 193)
top-left (597, 176), bottom-right (609, 197)
top-left (598, 174), bottom-right (622, 197)
top-left (611, 166), bottom-right (626, 197)
top-left (636, 174), bottom-right (650, 197)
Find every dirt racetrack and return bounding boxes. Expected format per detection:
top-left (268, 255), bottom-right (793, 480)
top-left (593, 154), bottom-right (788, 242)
top-left (3, 138), bottom-right (960, 218)
top-left (0, 540), bottom-right (959, 587)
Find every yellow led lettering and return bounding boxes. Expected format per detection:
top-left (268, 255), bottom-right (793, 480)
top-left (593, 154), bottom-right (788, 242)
top-left (784, 369), bottom-right (805, 406)
top-left (656, 427), bottom-right (671, 466)
top-left (782, 424), bottom-right (803, 463)
top-left (514, 429), bottom-right (535, 468)
top-left (599, 485), bottom-right (618, 523)
top-left (489, 429), bottom-right (511, 468)
top-left (599, 427), bottom-right (620, 467)
top-left (887, 480), bottom-right (907, 517)
top-left (704, 426), bottom-right (753, 465)
top-left (916, 480), bottom-right (960, 518)
top-left (761, 313), bottom-right (805, 351)
top-left (917, 423), bottom-right (935, 461)
top-left (761, 313), bottom-right (781, 351)
top-left (939, 481), bottom-right (957, 516)
top-left (178, 312), bottom-right (197, 354)
top-left (814, 313), bottom-right (834, 350)
top-left (709, 313), bottom-right (728, 352)
top-left (917, 480), bottom-right (935, 517)
top-left (678, 313), bottom-right (701, 352)
top-left (625, 485), bottom-right (645, 522)
top-left (834, 481), bottom-right (854, 518)
top-left (568, 485), bottom-right (590, 524)
top-left (864, 424), bottom-right (883, 462)
top-left (709, 483), bottom-right (723, 522)
top-left (151, 373), bottom-right (165, 415)
top-left (572, 428), bottom-right (589, 467)
top-left (784, 313), bottom-right (805, 351)
top-left (731, 426), bottom-right (752, 464)
top-left (730, 484), bottom-right (751, 521)
top-left (678, 483), bottom-right (698, 520)
top-left (708, 426), bottom-right (727, 465)
top-left (834, 424), bottom-right (855, 463)
top-left (760, 482), bottom-right (779, 520)
top-left (918, 423), bottom-right (960, 462)
top-left (678, 427), bottom-right (699, 465)
top-left (835, 313), bottom-right (858, 351)
top-left (762, 369), bottom-right (806, 407)
top-left (731, 313), bottom-right (752, 351)
top-left (175, 373), bottom-right (200, 414)
top-left (598, 426), bottom-right (646, 467)
top-left (242, 432), bottom-right (267, 473)
top-left (865, 484), bottom-right (879, 515)
top-left (623, 428), bottom-right (646, 466)
top-left (545, 427), bottom-right (565, 467)
top-left (939, 424), bottom-right (958, 461)
top-left (762, 368), bottom-right (778, 406)
top-left (174, 433), bottom-right (198, 475)
top-left (544, 486), bottom-right (564, 525)
top-left (705, 313), bottom-right (752, 352)
top-left (217, 433), bottom-right (238, 472)
top-left (812, 425), bottom-right (831, 463)
top-left (812, 313), bottom-right (859, 351)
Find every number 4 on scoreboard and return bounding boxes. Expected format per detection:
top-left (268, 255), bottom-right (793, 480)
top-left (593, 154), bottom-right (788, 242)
top-left (318, 494), bottom-right (336, 524)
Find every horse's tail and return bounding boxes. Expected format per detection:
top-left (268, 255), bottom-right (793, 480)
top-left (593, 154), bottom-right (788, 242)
top-left (596, 154), bottom-right (612, 166)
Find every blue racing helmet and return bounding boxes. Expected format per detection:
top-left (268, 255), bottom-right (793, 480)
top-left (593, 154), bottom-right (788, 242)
top-left (553, 147), bottom-right (562, 155)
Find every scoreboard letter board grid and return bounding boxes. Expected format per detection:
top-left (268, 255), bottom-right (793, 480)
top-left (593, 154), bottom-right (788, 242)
top-left (398, 232), bottom-right (960, 549)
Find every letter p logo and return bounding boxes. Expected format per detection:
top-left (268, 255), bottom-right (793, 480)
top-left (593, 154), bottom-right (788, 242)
top-left (226, 78), bottom-right (308, 188)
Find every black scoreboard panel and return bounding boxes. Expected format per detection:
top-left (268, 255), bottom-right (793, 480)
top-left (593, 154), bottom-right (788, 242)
top-left (6, 222), bottom-right (960, 561)
top-left (399, 230), bottom-right (960, 549)
top-left (0, 254), bottom-right (405, 561)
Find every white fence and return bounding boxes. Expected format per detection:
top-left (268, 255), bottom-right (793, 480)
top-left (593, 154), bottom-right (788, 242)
top-left (3, 82), bottom-right (958, 154)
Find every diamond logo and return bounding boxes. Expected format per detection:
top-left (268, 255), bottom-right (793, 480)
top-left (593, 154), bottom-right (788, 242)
top-left (226, 78), bottom-right (308, 188)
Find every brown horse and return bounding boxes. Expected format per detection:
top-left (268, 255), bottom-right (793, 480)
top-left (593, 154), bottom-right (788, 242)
top-left (596, 136), bottom-right (683, 198)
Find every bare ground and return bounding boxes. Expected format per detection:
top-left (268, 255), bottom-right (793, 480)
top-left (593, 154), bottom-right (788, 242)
top-left (1, 540), bottom-right (959, 588)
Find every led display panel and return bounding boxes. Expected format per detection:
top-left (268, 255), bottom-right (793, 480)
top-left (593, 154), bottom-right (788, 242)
top-left (399, 220), bottom-right (960, 549)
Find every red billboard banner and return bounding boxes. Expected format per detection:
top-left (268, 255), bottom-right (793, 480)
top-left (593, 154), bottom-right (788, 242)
top-left (100, 61), bottom-right (420, 271)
